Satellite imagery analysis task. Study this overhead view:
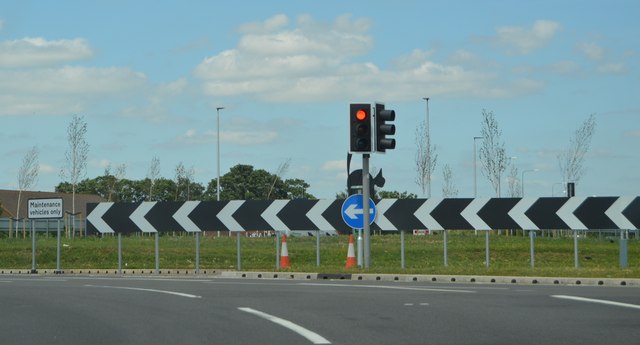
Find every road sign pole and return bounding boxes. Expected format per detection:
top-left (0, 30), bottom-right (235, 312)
top-left (362, 154), bottom-right (371, 268)
top-left (195, 232), bottom-right (200, 274)
top-left (31, 220), bottom-right (37, 274)
top-left (56, 219), bottom-right (61, 274)
top-left (118, 233), bottom-right (122, 274)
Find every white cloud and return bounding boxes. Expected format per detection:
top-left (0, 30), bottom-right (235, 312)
top-left (495, 20), bottom-right (561, 55)
top-left (322, 160), bottom-right (346, 172)
top-left (0, 37), bottom-right (93, 67)
top-left (577, 41), bottom-right (605, 61)
top-left (195, 14), bottom-right (541, 102)
top-left (596, 63), bottom-right (625, 74)
top-left (0, 67), bottom-right (147, 116)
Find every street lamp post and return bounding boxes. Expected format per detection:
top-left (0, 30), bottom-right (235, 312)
top-left (216, 107), bottom-right (224, 202)
top-left (473, 136), bottom-right (483, 197)
top-left (422, 97), bottom-right (431, 198)
top-left (521, 169), bottom-right (538, 197)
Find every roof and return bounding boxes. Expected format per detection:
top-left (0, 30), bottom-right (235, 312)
top-left (0, 189), bottom-right (105, 220)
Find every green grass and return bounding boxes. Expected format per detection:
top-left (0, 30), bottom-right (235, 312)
top-left (1, 232), bottom-right (638, 278)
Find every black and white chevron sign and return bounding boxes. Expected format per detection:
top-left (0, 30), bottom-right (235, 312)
top-left (86, 197), bottom-right (640, 234)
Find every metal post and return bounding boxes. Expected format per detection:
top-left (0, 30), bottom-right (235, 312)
top-left (357, 229), bottom-right (363, 267)
top-left (195, 232), bottom-right (200, 274)
top-left (574, 230), bottom-right (579, 269)
top-left (400, 229), bottom-right (405, 270)
top-left (620, 230), bottom-right (628, 269)
top-left (529, 230), bottom-right (535, 268)
top-left (316, 230), bottom-right (321, 267)
top-left (276, 231), bottom-right (280, 270)
top-left (362, 154), bottom-right (371, 269)
top-left (56, 219), bottom-right (61, 274)
top-left (216, 107), bottom-right (224, 202)
top-left (30, 220), bottom-right (37, 273)
top-left (236, 232), bottom-right (241, 271)
top-left (485, 231), bottom-right (490, 268)
top-left (155, 232), bottom-right (160, 273)
top-left (118, 233), bottom-right (122, 274)
top-left (443, 230), bottom-right (448, 267)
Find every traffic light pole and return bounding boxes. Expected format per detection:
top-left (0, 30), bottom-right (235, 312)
top-left (362, 154), bottom-right (371, 268)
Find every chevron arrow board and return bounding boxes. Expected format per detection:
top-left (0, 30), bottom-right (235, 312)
top-left (86, 196), bottom-right (640, 234)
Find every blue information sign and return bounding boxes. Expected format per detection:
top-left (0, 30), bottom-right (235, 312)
top-left (341, 194), bottom-right (376, 229)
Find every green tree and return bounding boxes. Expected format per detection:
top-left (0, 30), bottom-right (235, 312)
top-left (378, 190), bottom-right (418, 199)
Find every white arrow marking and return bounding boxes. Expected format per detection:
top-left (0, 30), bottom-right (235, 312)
top-left (306, 200), bottom-right (335, 231)
top-left (129, 202), bottom-right (157, 233)
top-left (556, 197), bottom-right (587, 229)
top-left (173, 201), bottom-right (201, 232)
top-left (261, 200), bottom-right (290, 231)
top-left (605, 196), bottom-right (636, 229)
top-left (414, 198), bottom-right (444, 230)
top-left (344, 203), bottom-right (374, 220)
top-left (238, 307), bottom-right (331, 344)
top-left (508, 198), bottom-right (539, 230)
top-left (374, 199), bottom-right (397, 231)
top-left (87, 202), bottom-right (115, 233)
top-left (218, 200), bottom-right (244, 231)
top-left (461, 198), bottom-right (490, 230)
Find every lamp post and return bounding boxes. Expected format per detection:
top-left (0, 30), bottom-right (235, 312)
top-left (473, 136), bottom-right (483, 197)
top-left (521, 169), bottom-right (538, 197)
top-left (216, 107), bottom-right (224, 202)
top-left (422, 97), bottom-right (431, 198)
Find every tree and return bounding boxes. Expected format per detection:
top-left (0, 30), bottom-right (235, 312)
top-left (16, 146), bottom-right (39, 222)
top-left (104, 163), bottom-right (126, 202)
top-left (174, 162), bottom-right (186, 201)
top-left (415, 120), bottom-right (437, 197)
top-left (147, 156), bottom-right (160, 201)
top-left (378, 190), bottom-right (418, 199)
top-left (60, 115), bottom-right (89, 235)
top-left (267, 158), bottom-right (291, 199)
top-left (507, 164), bottom-right (521, 197)
top-left (441, 164), bottom-right (458, 198)
top-left (479, 109), bottom-right (509, 197)
top-left (558, 114), bottom-right (596, 184)
top-left (284, 178), bottom-right (312, 199)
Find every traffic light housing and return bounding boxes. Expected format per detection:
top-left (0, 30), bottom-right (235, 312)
top-left (349, 103), bottom-right (372, 153)
top-left (375, 103), bottom-right (396, 152)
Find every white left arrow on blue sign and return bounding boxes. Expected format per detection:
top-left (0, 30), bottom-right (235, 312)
top-left (87, 202), bottom-right (115, 233)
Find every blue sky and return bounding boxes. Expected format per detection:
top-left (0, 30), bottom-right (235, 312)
top-left (1, 0), bottom-right (638, 199)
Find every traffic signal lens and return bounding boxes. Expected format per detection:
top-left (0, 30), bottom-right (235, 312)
top-left (356, 109), bottom-right (367, 121)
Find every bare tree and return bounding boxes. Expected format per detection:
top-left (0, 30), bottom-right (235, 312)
top-left (105, 163), bottom-right (126, 202)
top-left (60, 115), bottom-right (89, 235)
top-left (267, 158), bottom-right (291, 199)
top-left (185, 166), bottom-right (195, 201)
top-left (15, 146), bottom-right (39, 237)
top-left (415, 120), bottom-right (437, 197)
top-left (147, 156), bottom-right (161, 201)
top-left (507, 164), bottom-right (521, 197)
top-left (558, 114), bottom-right (596, 184)
top-left (479, 109), bottom-right (509, 197)
top-left (441, 164), bottom-right (458, 198)
top-left (174, 161), bottom-right (186, 201)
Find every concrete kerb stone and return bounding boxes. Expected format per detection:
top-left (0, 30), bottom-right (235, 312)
top-left (1, 269), bottom-right (638, 287)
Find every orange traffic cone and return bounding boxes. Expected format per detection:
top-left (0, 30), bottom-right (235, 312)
top-left (280, 234), bottom-right (290, 269)
top-left (345, 234), bottom-right (357, 268)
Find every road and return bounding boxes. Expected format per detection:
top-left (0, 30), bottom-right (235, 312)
top-left (1, 275), bottom-right (639, 344)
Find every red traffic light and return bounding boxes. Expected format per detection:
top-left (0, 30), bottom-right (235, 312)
top-left (356, 109), bottom-right (367, 121)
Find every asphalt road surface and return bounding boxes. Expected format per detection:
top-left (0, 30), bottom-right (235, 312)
top-left (1, 276), bottom-right (639, 345)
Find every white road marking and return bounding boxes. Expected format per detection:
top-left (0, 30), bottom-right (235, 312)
top-left (238, 307), bottom-right (331, 344)
top-left (552, 295), bottom-right (640, 310)
top-left (85, 284), bottom-right (201, 299)
top-left (299, 282), bottom-right (475, 293)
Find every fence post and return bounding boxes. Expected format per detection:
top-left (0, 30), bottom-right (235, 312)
top-left (620, 230), bottom-right (629, 269)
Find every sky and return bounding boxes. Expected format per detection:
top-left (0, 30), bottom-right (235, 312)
top-left (0, 0), bottom-right (638, 200)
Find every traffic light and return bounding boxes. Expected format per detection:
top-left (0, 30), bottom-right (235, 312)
top-left (374, 103), bottom-right (396, 152)
top-left (349, 103), bottom-right (372, 153)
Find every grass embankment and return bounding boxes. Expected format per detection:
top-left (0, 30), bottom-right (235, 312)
top-left (1, 232), bottom-right (638, 278)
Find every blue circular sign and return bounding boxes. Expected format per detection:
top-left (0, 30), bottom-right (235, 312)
top-left (341, 195), bottom-right (376, 229)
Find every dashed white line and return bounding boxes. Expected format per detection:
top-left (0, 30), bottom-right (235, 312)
top-left (299, 282), bottom-right (475, 293)
top-left (85, 285), bottom-right (201, 299)
top-left (552, 295), bottom-right (640, 310)
top-left (238, 307), bottom-right (331, 344)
